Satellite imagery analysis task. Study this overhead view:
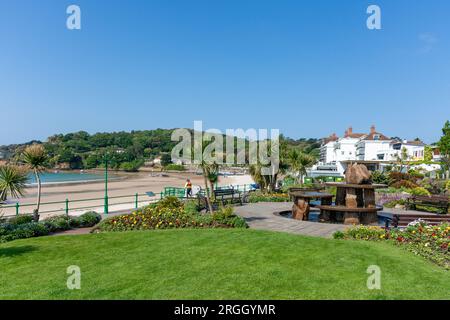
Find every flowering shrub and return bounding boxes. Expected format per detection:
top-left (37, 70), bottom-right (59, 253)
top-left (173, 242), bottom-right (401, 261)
top-left (376, 192), bottom-right (409, 206)
top-left (334, 222), bottom-right (450, 269)
top-left (95, 197), bottom-right (247, 232)
top-left (333, 226), bottom-right (386, 241)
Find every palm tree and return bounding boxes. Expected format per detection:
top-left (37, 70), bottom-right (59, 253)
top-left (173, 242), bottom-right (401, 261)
top-left (0, 165), bottom-right (28, 202)
top-left (287, 149), bottom-right (316, 185)
top-left (206, 162), bottom-right (219, 198)
top-left (249, 163), bottom-right (267, 191)
top-left (192, 139), bottom-right (215, 213)
top-left (22, 144), bottom-right (48, 221)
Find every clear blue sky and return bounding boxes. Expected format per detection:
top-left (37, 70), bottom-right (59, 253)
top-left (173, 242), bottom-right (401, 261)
top-left (1, 0), bottom-right (449, 145)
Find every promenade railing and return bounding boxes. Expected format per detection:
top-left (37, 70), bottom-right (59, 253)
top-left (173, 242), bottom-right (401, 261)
top-left (0, 184), bottom-right (256, 217)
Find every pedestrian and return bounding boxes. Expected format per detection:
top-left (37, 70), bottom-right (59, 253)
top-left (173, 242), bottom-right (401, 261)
top-left (185, 179), bottom-right (193, 198)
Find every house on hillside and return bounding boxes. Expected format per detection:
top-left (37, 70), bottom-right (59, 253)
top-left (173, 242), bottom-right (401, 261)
top-left (317, 125), bottom-right (427, 175)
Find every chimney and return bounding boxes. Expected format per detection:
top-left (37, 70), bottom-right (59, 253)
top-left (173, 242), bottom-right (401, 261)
top-left (348, 126), bottom-right (353, 135)
top-left (370, 125), bottom-right (376, 134)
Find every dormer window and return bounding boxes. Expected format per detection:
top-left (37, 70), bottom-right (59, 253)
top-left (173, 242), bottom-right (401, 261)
top-left (374, 134), bottom-right (380, 140)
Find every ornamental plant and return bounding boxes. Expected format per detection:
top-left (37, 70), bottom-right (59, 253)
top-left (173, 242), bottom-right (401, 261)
top-left (95, 197), bottom-right (247, 232)
top-left (334, 221), bottom-right (450, 269)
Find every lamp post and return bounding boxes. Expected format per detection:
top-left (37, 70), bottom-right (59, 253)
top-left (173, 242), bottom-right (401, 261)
top-left (104, 154), bottom-right (109, 214)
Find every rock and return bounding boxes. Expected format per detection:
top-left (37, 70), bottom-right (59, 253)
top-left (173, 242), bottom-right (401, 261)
top-left (292, 200), bottom-right (310, 221)
top-left (344, 212), bottom-right (360, 225)
top-left (345, 194), bottom-right (358, 208)
top-left (345, 164), bottom-right (372, 184)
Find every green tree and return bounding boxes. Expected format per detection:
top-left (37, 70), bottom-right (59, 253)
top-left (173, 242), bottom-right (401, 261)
top-left (438, 120), bottom-right (450, 178)
top-left (160, 153), bottom-right (172, 167)
top-left (395, 147), bottom-right (409, 172)
top-left (424, 146), bottom-right (433, 162)
top-left (0, 165), bottom-right (28, 202)
top-left (22, 144), bottom-right (48, 221)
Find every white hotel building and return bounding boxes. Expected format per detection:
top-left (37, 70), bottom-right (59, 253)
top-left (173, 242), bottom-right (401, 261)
top-left (318, 126), bottom-right (425, 176)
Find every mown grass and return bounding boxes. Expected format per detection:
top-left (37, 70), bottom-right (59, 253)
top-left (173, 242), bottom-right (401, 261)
top-left (0, 229), bottom-right (449, 299)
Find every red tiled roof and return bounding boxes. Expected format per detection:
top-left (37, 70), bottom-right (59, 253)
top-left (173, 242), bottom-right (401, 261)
top-left (363, 132), bottom-right (390, 141)
top-left (346, 133), bottom-right (366, 138)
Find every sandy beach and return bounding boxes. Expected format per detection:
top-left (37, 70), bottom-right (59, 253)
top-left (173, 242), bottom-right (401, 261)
top-left (1, 171), bottom-right (254, 218)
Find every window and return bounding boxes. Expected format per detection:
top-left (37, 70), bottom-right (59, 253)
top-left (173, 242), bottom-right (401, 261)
top-left (377, 154), bottom-right (385, 160)
top-left (341, 151), bottom-right (345, 155)
top-left (374, 134), bottom-right (380, 140)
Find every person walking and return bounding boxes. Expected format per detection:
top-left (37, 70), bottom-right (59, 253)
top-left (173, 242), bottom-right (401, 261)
top-left (185, 179), bottom-right (193, 198)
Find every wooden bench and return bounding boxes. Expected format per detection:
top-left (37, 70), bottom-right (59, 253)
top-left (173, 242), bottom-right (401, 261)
top-left (213, 188), bottom-right (243, 206)
top-left (406, 195), bottom-right (449, 215)
top-left (196, 188), bottom-right (243, 212)
top-left (392, 213), bottom-right (450, 228)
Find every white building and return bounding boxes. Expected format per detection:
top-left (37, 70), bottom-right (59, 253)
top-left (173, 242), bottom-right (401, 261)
top-left (319, 126), bottom-right (426, 175)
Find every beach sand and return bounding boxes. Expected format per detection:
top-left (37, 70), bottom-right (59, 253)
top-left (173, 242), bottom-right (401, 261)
top-left (2, 171), bottom-right (254, 218)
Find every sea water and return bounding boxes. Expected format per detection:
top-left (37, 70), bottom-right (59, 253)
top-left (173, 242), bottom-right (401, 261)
top-left (27, 172), bottom-right (105, 184)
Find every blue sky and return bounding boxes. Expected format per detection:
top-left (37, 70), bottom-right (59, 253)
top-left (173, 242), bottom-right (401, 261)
top-left (0, 0), bottom-right (449, 145)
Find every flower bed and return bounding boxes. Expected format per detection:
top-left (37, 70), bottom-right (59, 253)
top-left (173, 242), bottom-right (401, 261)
top-left (95, 197), bottom-right (248, 232)
top-left (334, 221), bottom-right (450, 269)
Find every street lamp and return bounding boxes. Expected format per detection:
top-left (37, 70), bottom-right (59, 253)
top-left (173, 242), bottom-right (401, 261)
top-left (104, 153), bottom-right (109, 214)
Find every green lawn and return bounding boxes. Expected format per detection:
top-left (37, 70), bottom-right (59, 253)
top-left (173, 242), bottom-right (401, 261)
top-left (0, 229), bottom-right (449, 299)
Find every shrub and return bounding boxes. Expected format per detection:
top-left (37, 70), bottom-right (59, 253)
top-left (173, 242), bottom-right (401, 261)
top-left (371, 171), bottom-right (391, 185)
top-left (446, 180), bottom-right (450, 191)
top-left (164, 164), bottom-right (185, 171)
top-left (420, 178), bottom-right (447, 195)
top-left (120, 159), bottom-right (144, 172)
top-left (7, 215), bottom-right (34, 226)
top-left (42, 215), bottom-right (72, 232)
top-left (78, 211), bottom-right (102, 227)
top-left (384, 199), bottom-right (406, 208)
top-left (184, 200), bottom-right (199, 215)
top-left (0, 222), bottom-right (50, 243)
top-left (388, 172), bottom-right (419, 188)
top-left (333, 225), bottom-right (386, 241)
top-left (154, 196), bottom-right (184, 209)
top-left (410, 187), bottom-right (431, 196)
top-left (248, 191), bottom-right (289, 203)
top-left (391, 180), bottom-right (418, 189)
top-left (42, 212), bottom-right (101, 233)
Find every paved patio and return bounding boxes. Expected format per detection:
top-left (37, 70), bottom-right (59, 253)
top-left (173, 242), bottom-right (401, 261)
top-left (234, 202), bottom-right (347, 238)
